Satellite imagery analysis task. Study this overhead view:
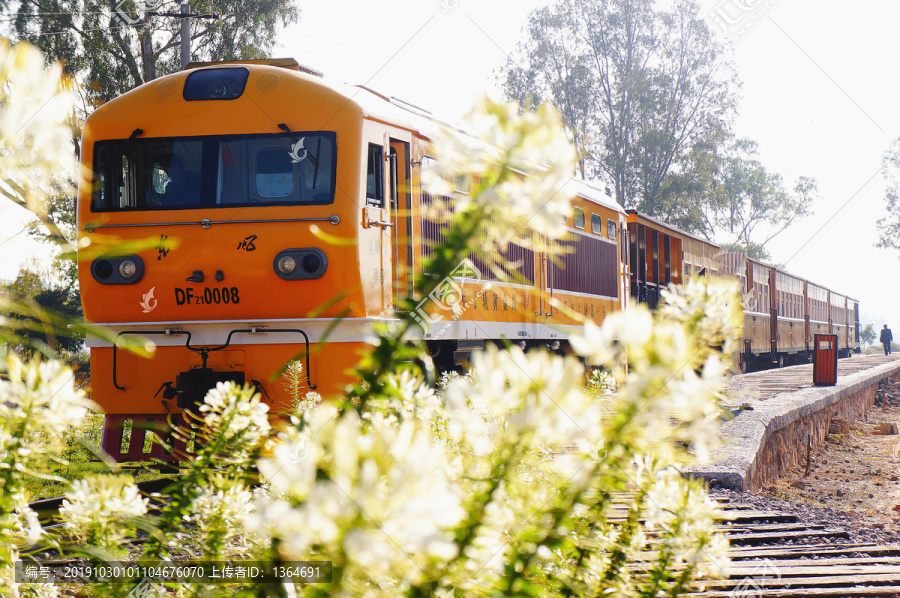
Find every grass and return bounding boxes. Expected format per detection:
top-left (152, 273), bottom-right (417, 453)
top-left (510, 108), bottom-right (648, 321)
top-left (23, 413), bottom-right (164, 501)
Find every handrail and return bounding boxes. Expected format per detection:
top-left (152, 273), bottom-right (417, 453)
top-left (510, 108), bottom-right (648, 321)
top-left (84, 215), bottom-right (340, 231)
top-left (112, 326), bottom-right (315, 392)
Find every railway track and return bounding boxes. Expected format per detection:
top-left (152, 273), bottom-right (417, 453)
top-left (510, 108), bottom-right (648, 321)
top-left (689, 498), bottom-right (900, 597)
top-left (26, 486), bottom-right (900, 596)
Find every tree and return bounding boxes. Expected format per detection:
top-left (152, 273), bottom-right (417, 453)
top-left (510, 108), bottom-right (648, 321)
top-left (500, 4), bottom-right (599, 179)
top-left (878, 140), bottom-right (900, 254)
top-left (6, 0), bottom-right (300, 110)
top-left (1, 262), bottom-right (85, 356)
top-left (500, 0), bottom-right (738, 215)
top-left (699, 138), bottom-right (816, 260)
top-left (861, 323), bottom-right (876, 348)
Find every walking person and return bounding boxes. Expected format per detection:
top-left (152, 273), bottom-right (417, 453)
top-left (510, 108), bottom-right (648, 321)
top-left (880, 324), bottom-right (893, 356)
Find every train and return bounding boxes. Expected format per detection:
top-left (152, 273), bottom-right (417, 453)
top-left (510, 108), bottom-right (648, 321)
top-left (625, 211), bottom-right (860, 368)
top-left (75, 58), bottom-right (858, 461)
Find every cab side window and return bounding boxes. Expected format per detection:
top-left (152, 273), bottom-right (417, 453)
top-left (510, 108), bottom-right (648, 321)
top-left (366, 144), bottom-right (384, 208)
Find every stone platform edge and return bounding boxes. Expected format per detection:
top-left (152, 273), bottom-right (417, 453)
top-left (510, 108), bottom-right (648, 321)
top-left (689, 360), bottom-right (900, 491)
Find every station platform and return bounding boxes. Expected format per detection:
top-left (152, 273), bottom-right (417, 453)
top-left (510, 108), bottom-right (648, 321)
top-left (691, 354), bottom-right (900, 491)
top-left (726, 354), bottom-right (900, 407)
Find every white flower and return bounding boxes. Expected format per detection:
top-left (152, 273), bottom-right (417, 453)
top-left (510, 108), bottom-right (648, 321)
top-left (0, 355), bottom-right (89, 436)
top-left (257, 424), bottom-right (321, 498)
top-left (59, 475), bottom-right (148, 546)
top-left (0, 41), bottom-right (74, 214)
top-left (0, 355), bottom-right (91, 478)
top-left (2, 501), bottom-right (41, 547)
top-left (251, 409), bottom-right (465, 585)
top-left (187, 479), bottom-right (259, 558)
top-left (199, 382), bottom-right (270, 455)
top-left (422, 95), bottom-right (577, 250)
top-left (443, 345), bottom-right (604, 449)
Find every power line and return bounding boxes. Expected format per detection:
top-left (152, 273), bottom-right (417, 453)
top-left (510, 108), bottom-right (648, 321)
top-left (16, 23), bottom-right (131, 37)
top-left (0, 0), bottom-right (178, 16)
top-left (0, 11), bottom-right (108, 16)
top-left (6, 3), bottom-right (224, 49)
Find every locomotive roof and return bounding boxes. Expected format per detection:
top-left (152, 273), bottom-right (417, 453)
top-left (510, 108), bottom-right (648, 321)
top-left (90, 60), bottom-right (625, 214)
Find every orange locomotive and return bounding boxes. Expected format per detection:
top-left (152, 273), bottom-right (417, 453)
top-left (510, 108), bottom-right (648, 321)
top-left (76, 59), bottom-right (629, 461)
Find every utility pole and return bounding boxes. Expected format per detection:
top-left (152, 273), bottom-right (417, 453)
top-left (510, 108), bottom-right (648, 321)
top-left (145, 4), bottom-right (220, 74)
top-left (181, 3), bottom-right (190, 69)
top-left (141, 11), bottom-right (154, 81)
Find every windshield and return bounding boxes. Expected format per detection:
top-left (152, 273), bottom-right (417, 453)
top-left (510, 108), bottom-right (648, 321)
top-left (90, 132), bottom-right (337, 211)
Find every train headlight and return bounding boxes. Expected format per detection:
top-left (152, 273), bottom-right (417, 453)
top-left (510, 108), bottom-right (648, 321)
top-left (277, 255), bottom-right (297, 274)
top-left (273, 248), bottom-right (327, 280)
top-left (91, 255), bottom-right (145, 285)
top-left (118, 259), bottom-right (138, 279)
top-left (183, 68), bottom-right (250, 101)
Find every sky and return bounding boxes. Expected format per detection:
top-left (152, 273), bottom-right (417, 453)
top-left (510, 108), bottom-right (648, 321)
top-left (1, 0), bottom-right (899, 336)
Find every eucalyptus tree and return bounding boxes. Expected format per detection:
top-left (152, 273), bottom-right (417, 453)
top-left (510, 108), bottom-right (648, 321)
top-left (705, 139), bottom-right (815, 260)
top-left (500, 0), bottom-right (738, 221)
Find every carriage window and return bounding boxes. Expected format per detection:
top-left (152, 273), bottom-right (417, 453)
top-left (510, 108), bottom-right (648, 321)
top-left (573, 207), bottom-right (585, 229)
top-left (452, 173), bottom-right (470, 195)
top-left (366, 144), bottom-right (384, 208)
top-left (91, 131), bottom-right (337, 211)
top-left (591, 213), bottom-right (601, 234)
top-left (607, 219), bottom-right (617, 240)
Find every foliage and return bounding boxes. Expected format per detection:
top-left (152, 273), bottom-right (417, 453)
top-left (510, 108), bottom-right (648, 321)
top-left (282, 361), bottom-right (322, 417)
top-left (3, 1), bottom-right (301, 368)
top-left (0, 37), bottom-right (84, 368)
top-left (241, 97), bottom-right (743, 596)
top-left (878, 139), bottom-right (900, 255)
top-left (247, 274), bottom-right (740, 597)
top-left (1, 263), bottom-right (85, 360)
top-left (500, 0), bottom-right (738, 215)
top-left (5, 0), bottom-right (300, 108)
top-left (0, 354), bottom-right (91, 593)
top-left (0, 41), bottom-right (156, 370)
top-left (0, 39), bottom-right (74, 240)
top-left (23, 182), bottom-right (80, 293)
top-left (0, 39), bottom-right (75, 360)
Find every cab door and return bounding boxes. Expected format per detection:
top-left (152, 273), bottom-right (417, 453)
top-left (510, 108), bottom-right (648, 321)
top-left (389, 139), bottom-right (412, 306)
